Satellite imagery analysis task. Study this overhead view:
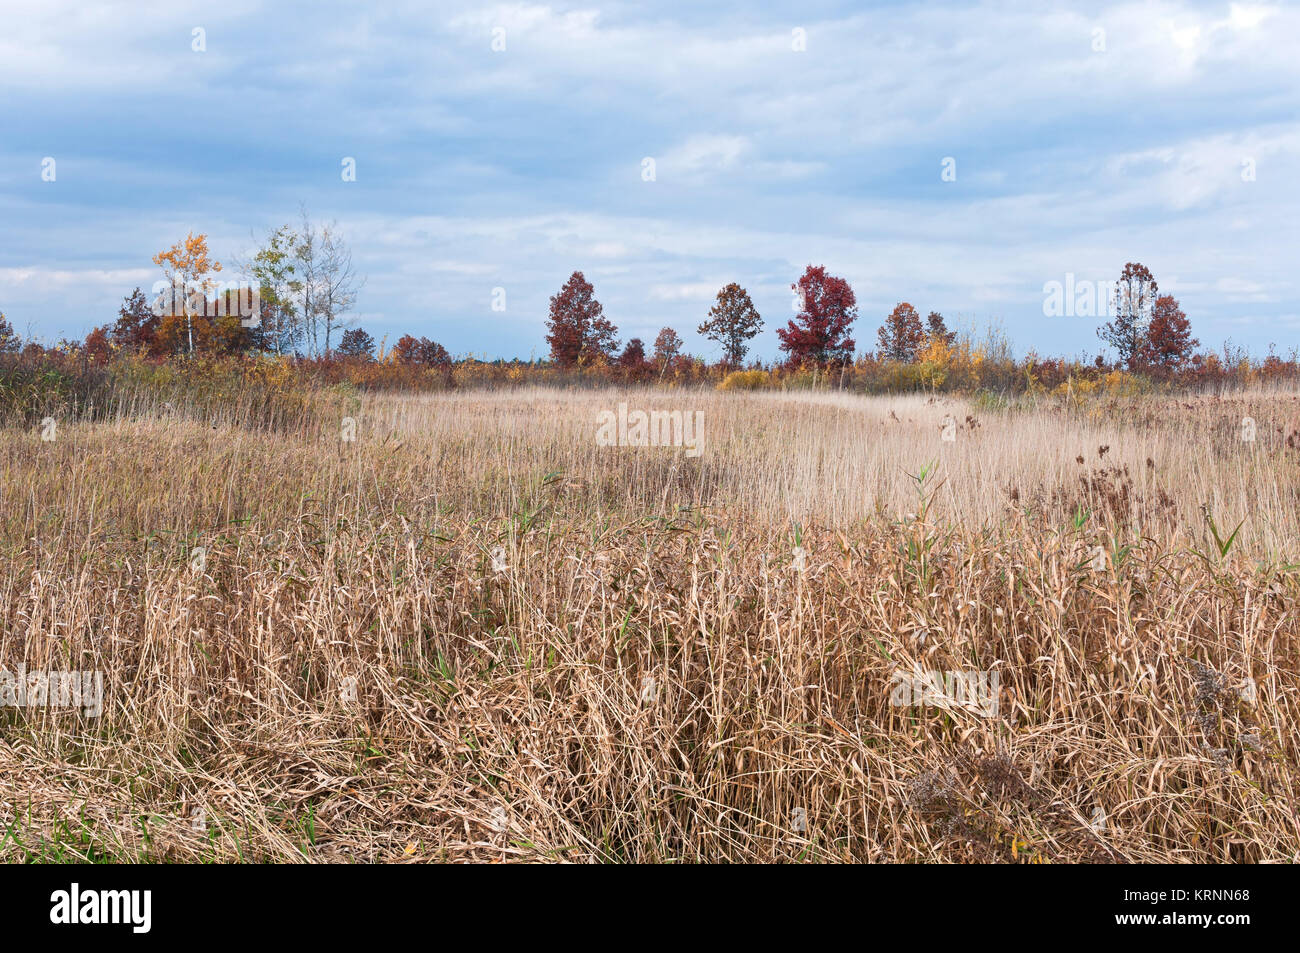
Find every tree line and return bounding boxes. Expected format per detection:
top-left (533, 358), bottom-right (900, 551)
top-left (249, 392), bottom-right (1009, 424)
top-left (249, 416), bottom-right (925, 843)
top-left (539, 260), bottom-right (1198, 372)
top-left (1, 240), bottom-right (1198, 374)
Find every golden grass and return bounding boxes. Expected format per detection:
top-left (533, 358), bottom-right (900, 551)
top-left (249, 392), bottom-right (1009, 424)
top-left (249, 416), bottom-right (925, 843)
top-left (1, 386), bottom-right (1297, 862)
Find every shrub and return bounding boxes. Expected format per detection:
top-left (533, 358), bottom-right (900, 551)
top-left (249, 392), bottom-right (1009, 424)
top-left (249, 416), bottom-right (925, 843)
top-left (717, 369), bottom-right (771, 391)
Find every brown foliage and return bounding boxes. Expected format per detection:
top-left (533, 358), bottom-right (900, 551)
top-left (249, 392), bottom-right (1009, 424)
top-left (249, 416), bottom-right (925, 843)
top-left (546, 271), bottom-right (618, 367)
top-left (877, 302), bottom-right (925, 362)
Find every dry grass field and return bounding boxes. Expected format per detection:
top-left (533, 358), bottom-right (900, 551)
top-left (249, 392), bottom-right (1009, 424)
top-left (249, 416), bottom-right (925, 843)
top-left (2, 385), bottom-right (1298, 862)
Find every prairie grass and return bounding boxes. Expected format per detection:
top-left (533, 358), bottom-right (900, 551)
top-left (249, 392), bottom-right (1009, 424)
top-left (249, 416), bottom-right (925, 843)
top-left (0, 386), bottom-right (1297, 862)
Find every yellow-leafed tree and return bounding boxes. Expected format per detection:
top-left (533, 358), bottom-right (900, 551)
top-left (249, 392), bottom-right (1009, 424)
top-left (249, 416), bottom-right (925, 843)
top-left (153, 232), bottom-right (222, 355)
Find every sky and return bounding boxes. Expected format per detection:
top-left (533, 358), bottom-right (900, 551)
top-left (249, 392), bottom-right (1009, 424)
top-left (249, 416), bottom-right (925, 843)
top-left (1, 0), bottom-right (1297, 362)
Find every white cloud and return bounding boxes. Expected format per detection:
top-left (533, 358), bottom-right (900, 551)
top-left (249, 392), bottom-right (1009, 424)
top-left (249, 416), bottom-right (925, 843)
top-left (649, 282), bottom-right (719, 301)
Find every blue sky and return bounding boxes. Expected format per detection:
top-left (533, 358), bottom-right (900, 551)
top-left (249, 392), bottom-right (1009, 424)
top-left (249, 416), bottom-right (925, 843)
top-left (1, 0), bottom-right (1296, 361)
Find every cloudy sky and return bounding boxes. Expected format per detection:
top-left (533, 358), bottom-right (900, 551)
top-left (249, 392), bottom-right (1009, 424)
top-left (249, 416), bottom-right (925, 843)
top-left (1, 0), bottom-right (1296, 361)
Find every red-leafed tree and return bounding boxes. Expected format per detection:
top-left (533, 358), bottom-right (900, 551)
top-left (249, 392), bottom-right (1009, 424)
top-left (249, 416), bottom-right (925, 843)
top-left (1142, 294), bottom-right (1198, 369)
top-left (877, 302), bottom-right (925, 362)
top-left (618, 337), bottom-right (653, 381)
top-left (546, 271), bottom-right (618, 366)
top-left (777, 265), bottom-right (858, 365)
top-left (618, 337), bottom-right (647, 367)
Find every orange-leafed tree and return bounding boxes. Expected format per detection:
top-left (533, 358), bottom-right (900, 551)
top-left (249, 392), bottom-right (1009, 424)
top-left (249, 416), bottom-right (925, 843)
top-left (83, 326), bottom-right (113, 365)
top-left (152, 232), bottom-right (222, 355)
top-left (154, 309), bottom-right (247, 356)
top-left (1142, 294), bottom-right (1198, 369)
top-left (876, 302), bottom-right (925, 362)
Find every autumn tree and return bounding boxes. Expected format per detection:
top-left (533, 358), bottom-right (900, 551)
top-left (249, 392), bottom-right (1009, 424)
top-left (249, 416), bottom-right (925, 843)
top-left (619, 337), bottom-right (647, 367)
top-left (545, 271), bottom-right (618, 366)
top-left (419, 338), bottom-right (451, 366)
top-left (83, 326), bottom-right (112, 365)
top-left (653, 327), bottom-right (683, 374)
top-left (392, 335), bottom-right (420, 364)
top-left (876, 302), bottom-right (925, 362)
top-left (393, 335), bottom-right (450, 366)
top-left (155, 307), bottom-right (248, 356)
top-left (152, 232), bottom-right (222, 355)
top-left (925, 311), bottom-right (956, 347)
top-left (1099, 262), bottom-right (1158, 369)
top-left (699, 282), bottom-right (762, 366)
top-left (337, 327), bottom-right (376, 359)
top-left (110, 288), bottom-right (160, 353)
top-left (1142, 294), bottom-right (1198, 369)
top-left (208, 288), bottom-right (258, 354)
top-left (777, 265), bottom-right (858, 365)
